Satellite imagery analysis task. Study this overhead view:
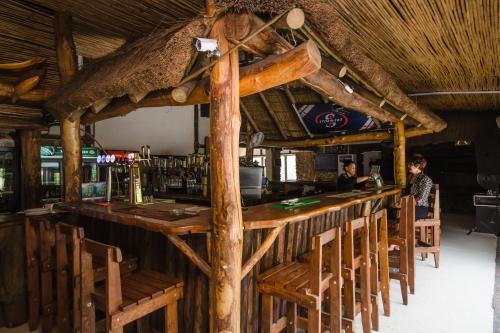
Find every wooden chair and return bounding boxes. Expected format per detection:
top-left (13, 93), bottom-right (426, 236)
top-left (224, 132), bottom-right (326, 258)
top-left (369, 209), bottom-right (391, 331)
top-left (55, 223), bottom-right (138, 332)
top-left (80, 238), bottom-right (183, 333)
top-left (415, 184), bottom-right (441, 268)
top-left (388, 195), bottom-right (416, 304)
top-left (342, 217), bottom-right (371, 333)
top-left (257, 226), bottom-right (342, 333)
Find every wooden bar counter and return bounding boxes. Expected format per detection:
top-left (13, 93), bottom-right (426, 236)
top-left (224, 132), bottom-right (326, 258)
top-left (54, 185), bottom-right (400, 332)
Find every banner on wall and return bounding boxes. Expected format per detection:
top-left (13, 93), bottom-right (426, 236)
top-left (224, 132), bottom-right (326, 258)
top-left (295, 103), bottom-right (380, 135)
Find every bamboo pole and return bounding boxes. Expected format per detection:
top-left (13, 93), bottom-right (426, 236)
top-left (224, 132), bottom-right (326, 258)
top-left (18, 129), bottom-right (41, 209)
top-left (209, 17), bottom-right (243, 333)
top-left (394, 121), bottom-right (406, 187)
top-left (55, 12), bottom-right (82, 202)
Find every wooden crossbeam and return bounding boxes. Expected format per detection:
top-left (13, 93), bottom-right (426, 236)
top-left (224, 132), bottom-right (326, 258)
top-left (82, 40), bottom-right (322, 123)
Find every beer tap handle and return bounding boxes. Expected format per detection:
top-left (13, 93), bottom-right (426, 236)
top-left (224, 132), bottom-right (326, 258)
top-left (146, 145), bottom-right (151, 166)
top-left (140, 146), bottom-right (145, 159)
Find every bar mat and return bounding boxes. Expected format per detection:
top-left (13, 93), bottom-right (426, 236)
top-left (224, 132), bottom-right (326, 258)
top-left (270, 199), bottom-right (321, 210)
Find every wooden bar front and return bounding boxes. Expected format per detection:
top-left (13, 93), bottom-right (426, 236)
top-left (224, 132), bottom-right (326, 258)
top-left (55, 186), bottom-right (400, 332)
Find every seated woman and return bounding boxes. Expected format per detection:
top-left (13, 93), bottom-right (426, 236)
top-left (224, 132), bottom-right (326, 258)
top-left (407, 154), bottom-right (433, 220)
top-left (336, 160), bottom-right (372, 191)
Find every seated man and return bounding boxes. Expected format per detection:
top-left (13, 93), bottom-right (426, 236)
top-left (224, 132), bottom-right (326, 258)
top-left (336, 160), bottom-right (372, 191)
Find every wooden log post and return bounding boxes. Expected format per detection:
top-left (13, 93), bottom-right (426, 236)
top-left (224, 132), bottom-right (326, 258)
top-left (209, 18), bottom-right (244, 333)
top-left (394, 121), bottom-right (406, 187)
top-left (55, 12), bottom-right (82, 202)
top-left (18, 130), bottom-right (41, 209)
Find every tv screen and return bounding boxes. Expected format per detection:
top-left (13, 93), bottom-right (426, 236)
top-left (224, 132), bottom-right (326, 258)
top-left (315, 154), bottom-right (337, 171)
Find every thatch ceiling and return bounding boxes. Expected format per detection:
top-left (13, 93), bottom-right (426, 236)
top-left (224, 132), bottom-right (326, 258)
top-left (3, 0), bottom-right (496, 134)
top-left (330, 0), bottom-right (500, 112)
top-left (25, 0), bottom-right (205, 58)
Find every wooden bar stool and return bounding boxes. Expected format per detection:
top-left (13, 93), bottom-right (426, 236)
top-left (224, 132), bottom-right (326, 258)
top-left (369, 209), bottom-right (391, 331)
top-left (388, 195), bottom-right (415, 304)
top-left (415, 184), bottom-right (441, 268)
top-left (257, 226), bottom-right (342, 333)
top-left (80, 238), bottom-right (183, 333)
top-left (55, 223), bottom-right (138, 332)
top-left (342, 216), bottom-right (371, 333)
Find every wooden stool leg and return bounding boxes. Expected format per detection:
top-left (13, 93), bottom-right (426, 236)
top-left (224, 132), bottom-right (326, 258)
top-left (165, 302), bottom-right (178, 333)
top-left (343, 223), bottom-right (356, 333)
top-left (433, 225), bottom-right (441, 268)
top-left (262, 294), bottom-right (273, 333)
top-left (308, 306), bottom-right (321, 333)
top-left (109, 328), bottom-right (124, 333)
top-left (286, 302), bottom-right (296, 332)
top-left (330, 227), bottom-right (342, 333)
top-left (369, 219), bottom-right (379, 331)
top-left (360, 224), bottom-right (371, 333)
top-left (379, 215), bottom-right (391, 317)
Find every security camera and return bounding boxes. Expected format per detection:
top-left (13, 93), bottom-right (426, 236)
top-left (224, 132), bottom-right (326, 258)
top-left (193, 38), bottom-right (218, 52)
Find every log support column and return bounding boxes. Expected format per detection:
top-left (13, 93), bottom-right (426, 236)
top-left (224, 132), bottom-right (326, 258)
top-left (54, 12), bottom-right (81, 202)
top-left (18, 130), bottom-right (41, 209)
top-left (394, 121), bottom-right (406, 187)
top-left (209, 18), bottom-right (243, 333)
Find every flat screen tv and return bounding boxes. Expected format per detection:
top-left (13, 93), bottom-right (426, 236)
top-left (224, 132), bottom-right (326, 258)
top-left (315, 154), bottom-right (337, 171)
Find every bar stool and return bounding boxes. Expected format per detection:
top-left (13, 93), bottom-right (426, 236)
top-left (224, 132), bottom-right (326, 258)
top-left (342, 216), bottom-right (371, 333)
top-left (415, 184), bottom-right (441, 268)
top-left (388, 195), bottom-right (415, 304)
top-left (55, 223), bottom-right (138, 332)
top-left (257, 226), bottom-right (342, 333)
top-left (369, 209), bottom-right (391, 331)
top-left (80, 238), bottom-right (184, 333)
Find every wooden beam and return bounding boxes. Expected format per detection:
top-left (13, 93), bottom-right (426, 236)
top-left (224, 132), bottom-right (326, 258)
top-left (82, 40), bottom-right (322, 123)
top-left (164, 234), bottom-right (211, 276)
top-left (241, 226), bottom-right (284, 279)
top-left (0, 117), bottom-right (46, 129)
top-left (55, 12), bottom-right (81, 202)
top-left (90, 98), bottom-right (112, 113)
top-left (0, 58), bottom-right (45, 71)
top-left (209, 18), bottom-right (243, 333)
top-left (259, 92), bottom-right (288, 139)
top-left (263, 127), bottom-right (430, 148)
top-left (284, 86), bottom-right (313, 138)
top-left (128, 90), bottom-right (148, 104)
top-left (240, 101), bottom-right (260, 132)
top-left (273, 8), bottom-right (305, 30)
top-left (394, 121), bottom-right (406, 187)
top-left (239, 14), bottom-right (399, 123)
top-left (18, 129), bottom-right (41, 209)
top-left (53, 11), bottom-right (81, 122)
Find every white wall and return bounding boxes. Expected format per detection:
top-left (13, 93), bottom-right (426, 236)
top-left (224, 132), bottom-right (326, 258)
top-left (94, 106), bottom-right (210, 155)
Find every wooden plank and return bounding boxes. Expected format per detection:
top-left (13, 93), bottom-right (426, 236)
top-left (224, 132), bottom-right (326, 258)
top-left (164, 234), bottom-right (211, 276)
top-left (241, 226), bottom-right (283, 279)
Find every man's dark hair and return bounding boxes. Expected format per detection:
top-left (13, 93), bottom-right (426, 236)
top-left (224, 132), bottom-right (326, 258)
top-left (343, 160), bottom-right (356, 171)
top-left (408, 154), bottom-right (427, 171)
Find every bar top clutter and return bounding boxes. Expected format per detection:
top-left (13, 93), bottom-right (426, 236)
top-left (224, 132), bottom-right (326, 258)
top-left (55, 186), bottom-right (401, 235)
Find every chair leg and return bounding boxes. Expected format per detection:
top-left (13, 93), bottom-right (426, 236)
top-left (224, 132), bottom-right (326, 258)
top-left (165, 302), bottom-right (178, 333)
top-left (262, 294), bottom-right (273, 333)
top-left (308, 306), bottom-right (321, 333)
top-left (433, 252), bottom-right (440, 268)
top-left (286, 302), bottom-right (296, 332)
top-left (370, 294), bottom-right (379, 331)
top-left (109, 328), bottom-right (124, 333)
top-left (400, 278), bottom-right (408, 306)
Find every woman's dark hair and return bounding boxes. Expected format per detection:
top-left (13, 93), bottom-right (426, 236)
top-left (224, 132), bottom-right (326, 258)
top-left (343, 160), bottom-right (356, 171)
top-left (409, 154), bottom-right (427, 171)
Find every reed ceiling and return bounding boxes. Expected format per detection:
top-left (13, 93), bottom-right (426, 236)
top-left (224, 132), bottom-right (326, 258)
top-left (330, 0), bottom-right (500, 111)
top-left (24, 0), bottom-right (205, 58)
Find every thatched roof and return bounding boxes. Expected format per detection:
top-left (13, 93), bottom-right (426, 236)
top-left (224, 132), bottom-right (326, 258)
top-left (45, 18), bottom-right (209, 119)
top-left (4, 0), bottom-right (496, 138)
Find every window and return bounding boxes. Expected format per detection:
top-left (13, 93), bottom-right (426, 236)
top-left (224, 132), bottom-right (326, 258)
top-left (280, 154), bottom-right (297, 181)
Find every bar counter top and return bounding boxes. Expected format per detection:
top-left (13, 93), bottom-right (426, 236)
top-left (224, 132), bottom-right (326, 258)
top-left (55, 186), bottom-right (401, 235)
